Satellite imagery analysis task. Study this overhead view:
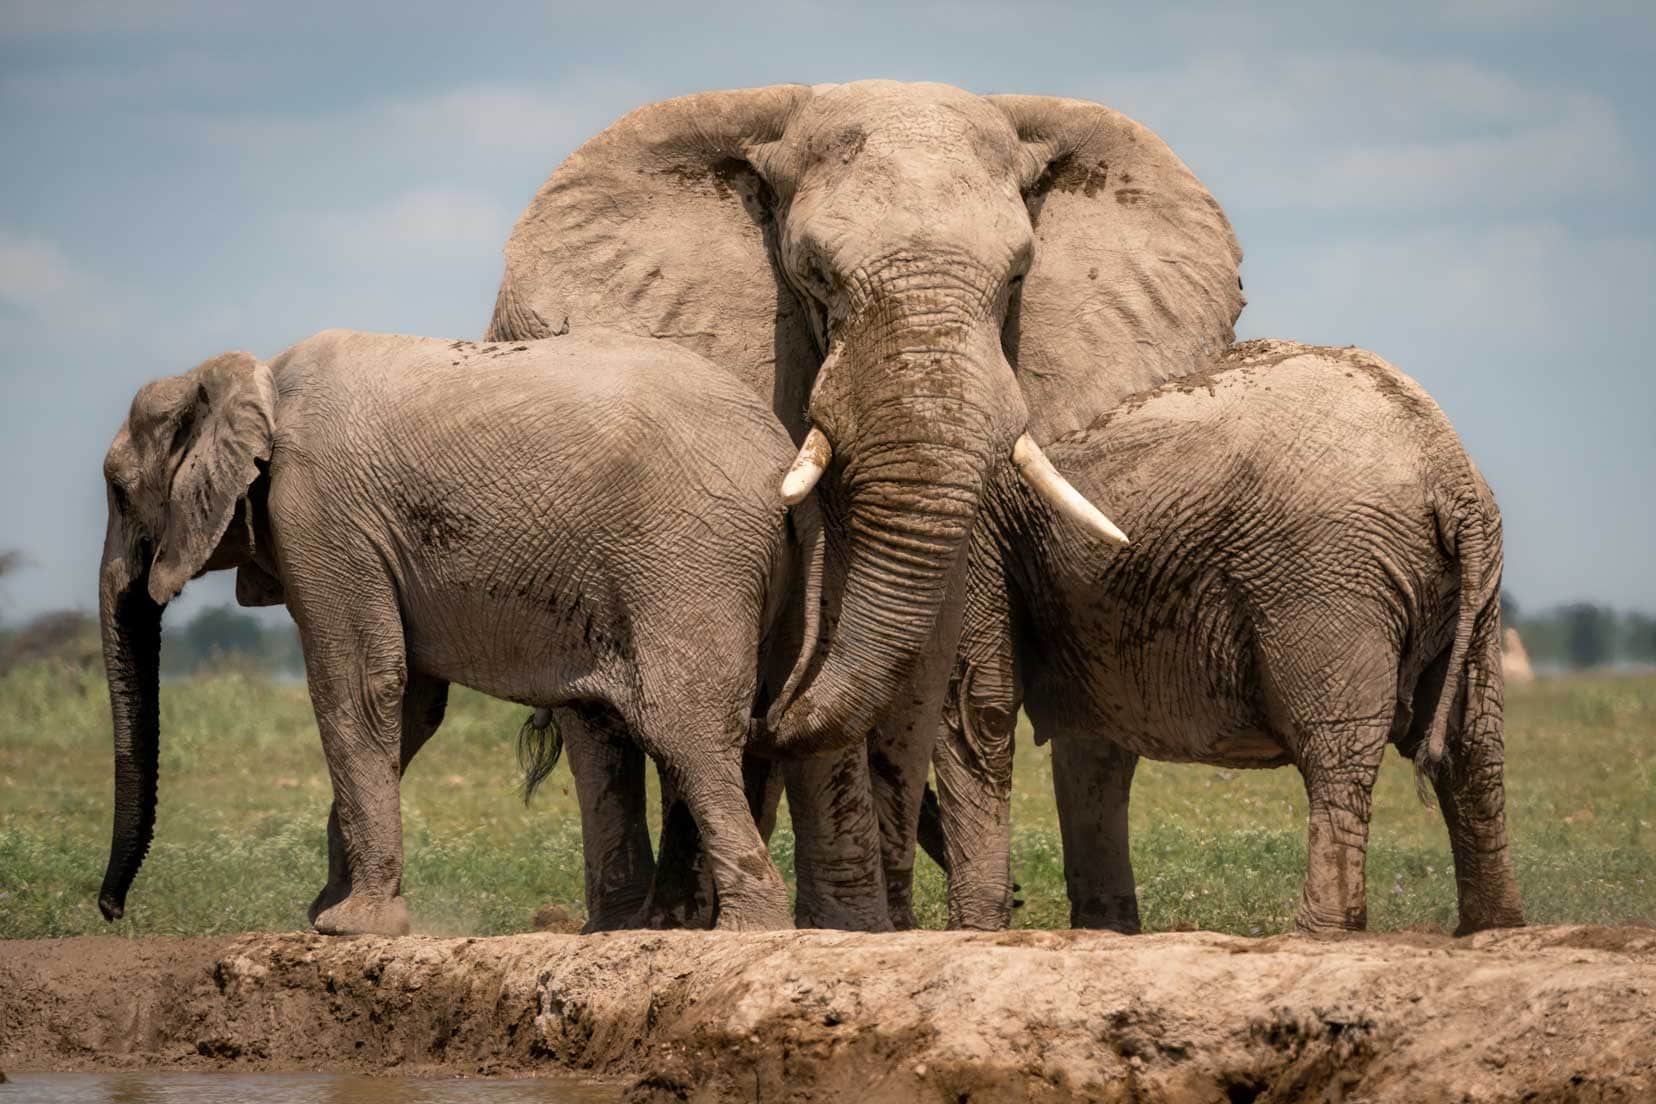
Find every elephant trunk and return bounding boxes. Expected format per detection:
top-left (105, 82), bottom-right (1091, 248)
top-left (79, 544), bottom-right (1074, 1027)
top-left (96, 510), bottom-right (164, 922)
top-left (768, 323), bottom-right (1000, 755)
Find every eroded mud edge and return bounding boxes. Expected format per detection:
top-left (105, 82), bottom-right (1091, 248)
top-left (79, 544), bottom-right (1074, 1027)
top-left (3, 926), bottom-right (1655, 1103)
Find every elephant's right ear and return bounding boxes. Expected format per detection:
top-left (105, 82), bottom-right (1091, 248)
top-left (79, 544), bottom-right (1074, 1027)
top-left (146, 352), bottom-right (275, 605)
top-left (489, 86), bottom-right (820, 426)
top-left (990, 95), bottom-right (1245, 439)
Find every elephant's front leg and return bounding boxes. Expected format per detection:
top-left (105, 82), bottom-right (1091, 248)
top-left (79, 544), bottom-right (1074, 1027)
top-left (869, 563), bottom-right (971, 929)
top-left (935, 663), bottom-right (1022, 928)
top-left (786, 746), bottom-right (891, 931)
top-left (310, 672), bottom-right (449, 926)
top-left (1049, 730), bottom-right (1140, 932)
top-left (933, 556), bottom-right (1021, 930)
top-left (559, 705), bottom-right (656, 932)
top-left (295, 584), bottom-right (416, 937)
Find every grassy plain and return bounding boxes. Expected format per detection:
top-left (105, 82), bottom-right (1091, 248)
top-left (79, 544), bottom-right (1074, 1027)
top-left (2, 659), bottom-right (1652, 937)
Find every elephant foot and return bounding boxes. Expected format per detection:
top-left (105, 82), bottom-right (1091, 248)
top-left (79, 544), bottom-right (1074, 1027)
top-left (1453, 903), bottom-right (1525, 937)
top-left (313, 893), bottom-right (410, 936)
top-left (1071, 892), bottom-right (1143, 934)
top-left (579, 902), bottom-right (649, 934)
top-left (712, 881), bottom-right (794, 931)
top-left (306, 881), bottom-right (349, 927)
top-left (713, 901), bottom-right (795, 932)
top-left (1292, 902), bottom-right (1367, 938)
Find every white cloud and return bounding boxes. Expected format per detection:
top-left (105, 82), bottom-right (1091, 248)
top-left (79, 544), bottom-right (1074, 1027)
top-left (193, 78), bottom-right (647, 166)
top-left (1095, 51), bottom-right (1635, 215)
top-left (306, 188), bottom-right (511, 263)
top-left (1239, 221), bottom-right (1656, 352)
top-left (0, 230), bottom-right (78, 307)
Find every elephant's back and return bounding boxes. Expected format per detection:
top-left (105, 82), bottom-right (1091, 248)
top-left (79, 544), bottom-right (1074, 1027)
top-left (271, 327), bottom-right (795, 496)
top-left (1051, 341), bottom-right (1456, 506)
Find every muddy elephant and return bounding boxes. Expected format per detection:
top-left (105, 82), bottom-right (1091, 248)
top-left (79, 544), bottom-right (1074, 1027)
top-left (96, 329), bottom-right (824, 934)
top-left (928, 341), bottom-right (1525, 936)
top-left (487, 79), bottom-right (1242, 926)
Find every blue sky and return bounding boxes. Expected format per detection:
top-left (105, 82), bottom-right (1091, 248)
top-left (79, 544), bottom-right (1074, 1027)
top-left (2, 0), bottom-right (1653, 621)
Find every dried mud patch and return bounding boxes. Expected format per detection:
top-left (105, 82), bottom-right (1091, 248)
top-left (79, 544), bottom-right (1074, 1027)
top-left (3, 926), bottom-right (1654, 1102)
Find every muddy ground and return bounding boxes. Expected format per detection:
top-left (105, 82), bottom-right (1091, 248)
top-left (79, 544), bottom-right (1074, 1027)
top-left (2, 926), bottom-right (1654, 1102)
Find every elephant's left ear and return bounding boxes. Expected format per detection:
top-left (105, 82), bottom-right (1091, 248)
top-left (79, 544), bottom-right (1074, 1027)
top-left (989, 95), bottom-right (1245, 439)
top-left (147, 352), bottom-right (276, 605)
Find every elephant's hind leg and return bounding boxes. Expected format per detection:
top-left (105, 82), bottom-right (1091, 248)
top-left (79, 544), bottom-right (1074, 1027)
top-left (1262, 626), bottom-right (1397, 936)
top-left (1421, 631), bottom-right (1524, 935)
top-left (310, 672), bottom-right (449, 926)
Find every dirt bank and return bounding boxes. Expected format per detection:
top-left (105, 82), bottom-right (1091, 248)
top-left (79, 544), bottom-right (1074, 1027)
top-left (3, 926), bottom-right (1654, 1102)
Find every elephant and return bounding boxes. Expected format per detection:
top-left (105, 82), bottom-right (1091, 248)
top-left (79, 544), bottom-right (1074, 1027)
top-left (95, 328), bottom-right (825, 935)
top-left (927, 340), bottom-right (1526, 937)
top-left (486, 79), bottom-right (1243, 927)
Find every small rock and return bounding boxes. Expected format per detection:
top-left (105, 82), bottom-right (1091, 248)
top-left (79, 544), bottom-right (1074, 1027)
top-left (913, 1063), bottom-right (927, 1078)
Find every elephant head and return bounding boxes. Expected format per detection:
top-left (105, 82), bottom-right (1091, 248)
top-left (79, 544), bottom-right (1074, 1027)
top-left (488, 80), bottom-right (1242, 753)
top-left (96, 351), bottom-right (276, 921)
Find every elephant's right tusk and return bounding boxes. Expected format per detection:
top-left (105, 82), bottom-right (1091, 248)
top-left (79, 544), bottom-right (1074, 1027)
top-left (781, 427), bottom-right (832, 505)
top-left (1013, 433), bottom-right (1130, 546)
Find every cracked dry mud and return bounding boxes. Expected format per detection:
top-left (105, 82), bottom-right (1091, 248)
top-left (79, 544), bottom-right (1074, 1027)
top-left (3, 926), bottom-right (1654, 1102)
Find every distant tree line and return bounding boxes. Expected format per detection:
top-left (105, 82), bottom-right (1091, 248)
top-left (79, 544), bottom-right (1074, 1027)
top-left (1, 550), bottom-right (302, 677)
top-left (0, 550), bottom-right (1651, 678)
top-left (0, 602), bottom-right (303, 678)
top-left (1504, 592), bottom-right (1656, 671)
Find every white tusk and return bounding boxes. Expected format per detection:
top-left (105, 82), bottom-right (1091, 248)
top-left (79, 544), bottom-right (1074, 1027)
top-left (781, 427), bottom-right (833, 505)
top-left (1012, 433), bottom-right (1130, 546)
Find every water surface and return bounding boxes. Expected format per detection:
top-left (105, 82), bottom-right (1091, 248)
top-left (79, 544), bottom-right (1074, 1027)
top-left (1, 1072), bottom-right (615, 1103)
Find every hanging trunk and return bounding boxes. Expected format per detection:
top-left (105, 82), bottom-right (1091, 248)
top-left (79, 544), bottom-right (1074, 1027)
top-left (768, 350), bottom-right (997, 757)
top-left (96, 512), bottom-right (164, 921)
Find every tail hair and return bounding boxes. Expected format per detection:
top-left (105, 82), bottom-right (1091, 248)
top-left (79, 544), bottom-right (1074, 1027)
top-left (517, 708), bottom-right (564, 804)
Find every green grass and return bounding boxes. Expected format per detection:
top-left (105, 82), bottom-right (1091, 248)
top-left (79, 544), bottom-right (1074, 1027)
top-left (2, 659), bottom-right (1652, 938)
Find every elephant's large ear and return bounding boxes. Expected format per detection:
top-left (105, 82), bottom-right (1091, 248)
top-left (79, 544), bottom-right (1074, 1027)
top-left (989, 95), bottom-right (1245, 439)
top-left (489, 85), bottom-right (820, 423)
top-left (144, 352), bottom-right (275, 605)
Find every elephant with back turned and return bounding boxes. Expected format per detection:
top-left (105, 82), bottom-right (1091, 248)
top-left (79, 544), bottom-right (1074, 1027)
top-left (97, 330), bottom-right (823, 934)
top-left (488, 80), bottom-right (1243, 927)
top-left (926, 342), bottom-right (1525, 936)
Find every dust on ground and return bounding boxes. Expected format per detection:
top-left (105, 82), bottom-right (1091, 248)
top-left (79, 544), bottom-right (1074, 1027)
top-left (3, 925), bottom-right (1654, 1102)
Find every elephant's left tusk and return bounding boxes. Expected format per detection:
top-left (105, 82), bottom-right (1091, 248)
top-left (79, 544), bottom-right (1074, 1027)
top-left (1013, 433), bottom-right (1130, 546)
top-left (781, 427), bottom-right (832, 505)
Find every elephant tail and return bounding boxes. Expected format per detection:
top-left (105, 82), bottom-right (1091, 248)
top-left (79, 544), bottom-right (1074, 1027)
top-left (764, 493), bottom-right (827, 726)
top-left (517, 707), bottom-right (563, 803)
top-left (1414, 483), bottom-right (1502, 801)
